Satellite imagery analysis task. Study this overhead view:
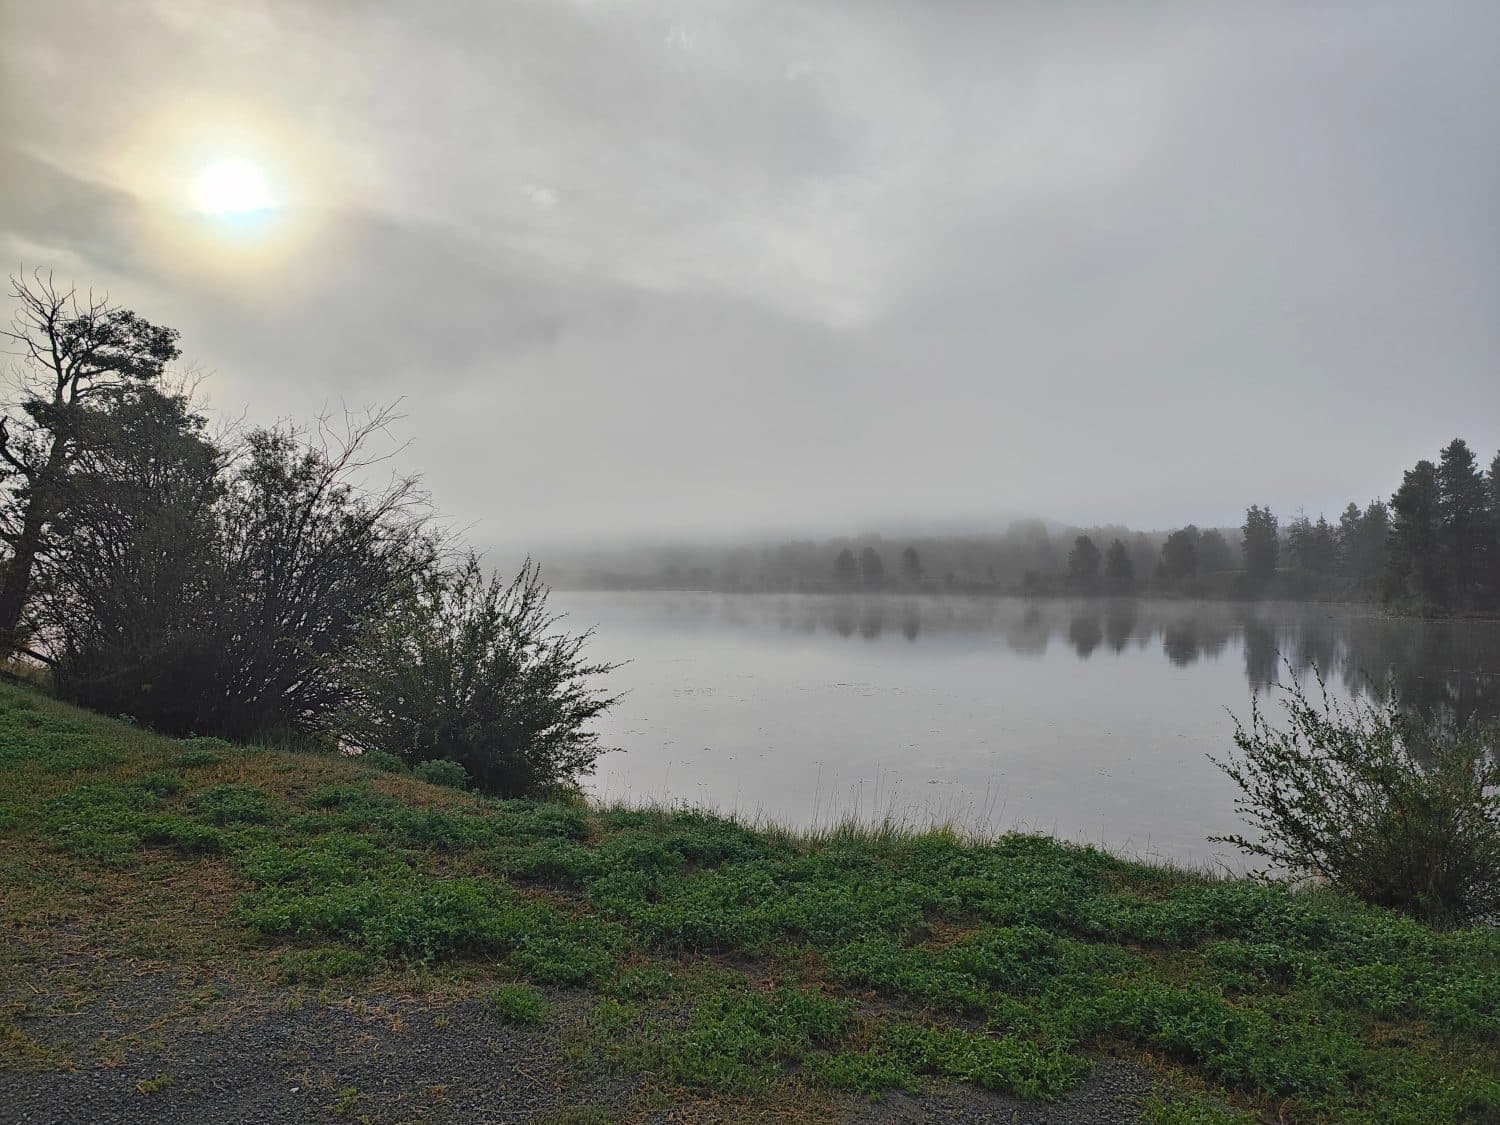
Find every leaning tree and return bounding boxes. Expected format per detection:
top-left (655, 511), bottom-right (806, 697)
top-left (0, 272), bottom-right (179, 654)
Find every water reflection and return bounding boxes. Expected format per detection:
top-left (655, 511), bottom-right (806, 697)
top-left (557, 590), bottom-right (1500, 864)
top-left (621, 593), bottom-right (1500, 730)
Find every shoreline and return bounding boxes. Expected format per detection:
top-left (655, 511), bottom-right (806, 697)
top-left (551, 585), bottom-right (1500, 623)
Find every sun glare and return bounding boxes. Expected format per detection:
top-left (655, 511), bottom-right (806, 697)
top-left (194, 158), bottom-right (274, 215)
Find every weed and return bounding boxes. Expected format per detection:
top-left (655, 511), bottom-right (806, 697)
top-left (331, 1086), bottom-right (360, 1116)
top-left (489, 983), bottom-right (550, 1024)
top-left (192, 784), bottom-right (278, 826)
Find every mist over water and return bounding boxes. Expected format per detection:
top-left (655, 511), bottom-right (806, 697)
top-left (556, 592), bottom-right (1500, 868)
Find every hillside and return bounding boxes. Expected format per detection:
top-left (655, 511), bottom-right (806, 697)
top-left (1, 682), bottom-right (1496, 1124)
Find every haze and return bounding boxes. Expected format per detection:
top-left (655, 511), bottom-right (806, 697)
top-left (3, 0), bottom-right (1497, 553)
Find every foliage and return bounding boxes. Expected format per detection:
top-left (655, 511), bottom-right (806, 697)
top-left (1240, 507), bottom-right (1278, 585)
top-left (1, 683), bottom-right (1498, 1121)
top-left (1103, 538), bottom-right (1134, 581)
top-left (358, 749), bottom-right (408, 774)
top-left (411, 758), bottom-right (469, 789)
top-left (1436, 438), bottom-right (1491, 609)
top-left (489, 983), bottom-right (551, 1024)
top-left (1066, 535), bottom-right (1100, 581)
top-left (337, 555), bottom-right (618, 798)
top-left (1388, 460), bottom-right (1442, 608)
top-left (1197, 529), bottom-right (1236, 573)
top-left (899, 545), bottom-right (923, 583)
top-left (37, 385), bottom-right (225, 722)
top-left (1337, 500), bottom-right (1390, 591)
top-left (0, 273), bottom-right (182, 652)
top-left (1160, 527), bottom-right (1200, 580)
top-left (21, 390), bottom-right (430, 743)
top-left (831, 547), bottom-right (857, 586)
top-left (1285, 513), bottom-right (1338, 574)
top-left (197, 419), bottom-right (431, 741)
top-left (1213, 670), bottom-right (1500, 925)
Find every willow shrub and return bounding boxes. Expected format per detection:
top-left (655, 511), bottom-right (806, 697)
top-left (1213, 670), bottom-right (1500, 925)
top-left (336, 555), bottom-right (619, 798)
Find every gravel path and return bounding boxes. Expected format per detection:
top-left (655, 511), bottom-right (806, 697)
top-left (1, 962), bottom-right (1151, 1123)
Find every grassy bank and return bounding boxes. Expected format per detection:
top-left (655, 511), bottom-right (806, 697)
top-left (1, 682), bottom-right (1496, 1123)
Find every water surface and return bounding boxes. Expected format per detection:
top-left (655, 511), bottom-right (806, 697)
top-left (554, 592), bottom-right (1500, 868)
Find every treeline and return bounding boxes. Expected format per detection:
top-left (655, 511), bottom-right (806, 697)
top-left (1058, 437), bottom-right (1497, 612)
top-left (0, 274), bottom-right (617, 796)
top-left (562, 443), bottom-right (1500, 614)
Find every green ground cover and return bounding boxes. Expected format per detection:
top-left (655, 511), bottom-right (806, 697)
top-left (1, 682), bottom-right (1496, 1122)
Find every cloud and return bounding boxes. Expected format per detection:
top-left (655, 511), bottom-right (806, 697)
top-left (1, 0), bottom-right (1497, 547)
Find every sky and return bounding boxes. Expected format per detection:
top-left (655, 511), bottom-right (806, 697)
top-left (2, 0), bottom-right (1497, 551)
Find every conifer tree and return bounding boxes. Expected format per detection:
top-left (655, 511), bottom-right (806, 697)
top-left (1389, 460), bottom-right (1442, 606)
top-left (1241, 506), bottom-right (1279, 584)
top-left (1436, 439), bottom-right (1489, 608)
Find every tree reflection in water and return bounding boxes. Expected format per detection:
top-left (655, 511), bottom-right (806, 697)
top-left (754, 593), bottom-right (1500, 732)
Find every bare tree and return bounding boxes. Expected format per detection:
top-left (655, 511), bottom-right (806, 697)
top-left (0, 272), bottom-right (179, 652)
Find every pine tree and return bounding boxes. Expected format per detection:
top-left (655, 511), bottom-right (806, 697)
top-left (1336, 503), bottom-right (1362, 576)
top-left (1284, 512), bottom-right (1313, 570)
top-left (1067, 535), bottom-right (1102, 581)
top-left (0, 274), bottom-right (180, 652)
top-left (1388, 460), bottom-right (1441, 607)
top-left (1305, 516), bottom-right (1338, 574)
top-left (832, 548), bottom-right (857, 586)
top-left (1241, 506), bottom-right (1279, 584)
top-left (1356, 500), bottom-right (1391, 588)
top-left (1489, 452), bottom-right (1500, 603)
top-left (1104, 539), bottom-right (1134, 581)
top-left (900, 545), bottom-right (923, 584)
top-left (1436, 439), bottom-right (1489, 608)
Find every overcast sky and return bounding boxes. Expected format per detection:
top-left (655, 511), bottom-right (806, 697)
top-left (3, 0), bottom-right (1497, 549)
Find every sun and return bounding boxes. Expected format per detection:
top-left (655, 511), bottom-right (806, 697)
top-left (193, 158), bottom-right (274, 215)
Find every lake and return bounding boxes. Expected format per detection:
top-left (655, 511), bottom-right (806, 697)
top-left (552, 592), bottom-right (1500, 869)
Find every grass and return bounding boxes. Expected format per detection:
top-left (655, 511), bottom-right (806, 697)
top-left (0, 682), bottom-right (1496, 1122)
top-left (489, 983), bottom-right (551, 1024)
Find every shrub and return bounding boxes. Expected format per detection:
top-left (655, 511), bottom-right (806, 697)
top-left (412, 759), bottom-right (469, 790)
top-left (335, 555), bottom-right (618, 798)
top-left (42, 413), bottom-right (430, 745)
top-left (1212, 670), bottom-right (1500, 925)
top-left (358, 749), bottom-right (408, 774)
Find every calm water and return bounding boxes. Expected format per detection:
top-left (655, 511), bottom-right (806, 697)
top-left (553, 592), bottom-right (1500, 869)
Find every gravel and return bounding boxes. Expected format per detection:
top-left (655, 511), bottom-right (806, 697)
top-left (2, 963), bottom-right (1151, 1123)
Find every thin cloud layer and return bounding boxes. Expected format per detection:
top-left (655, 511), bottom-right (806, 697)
top-left (2, 0), bottom-right (1497, 547)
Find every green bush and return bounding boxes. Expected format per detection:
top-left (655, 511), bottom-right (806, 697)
top-left (411, 759), bottom-right (469, 790)
top-left (1213, 671), bottom-right (1500, 926)
top-left (358, 749), bottom-right (408, 774)
top-left (334, 556), bottom-right (618, 798)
